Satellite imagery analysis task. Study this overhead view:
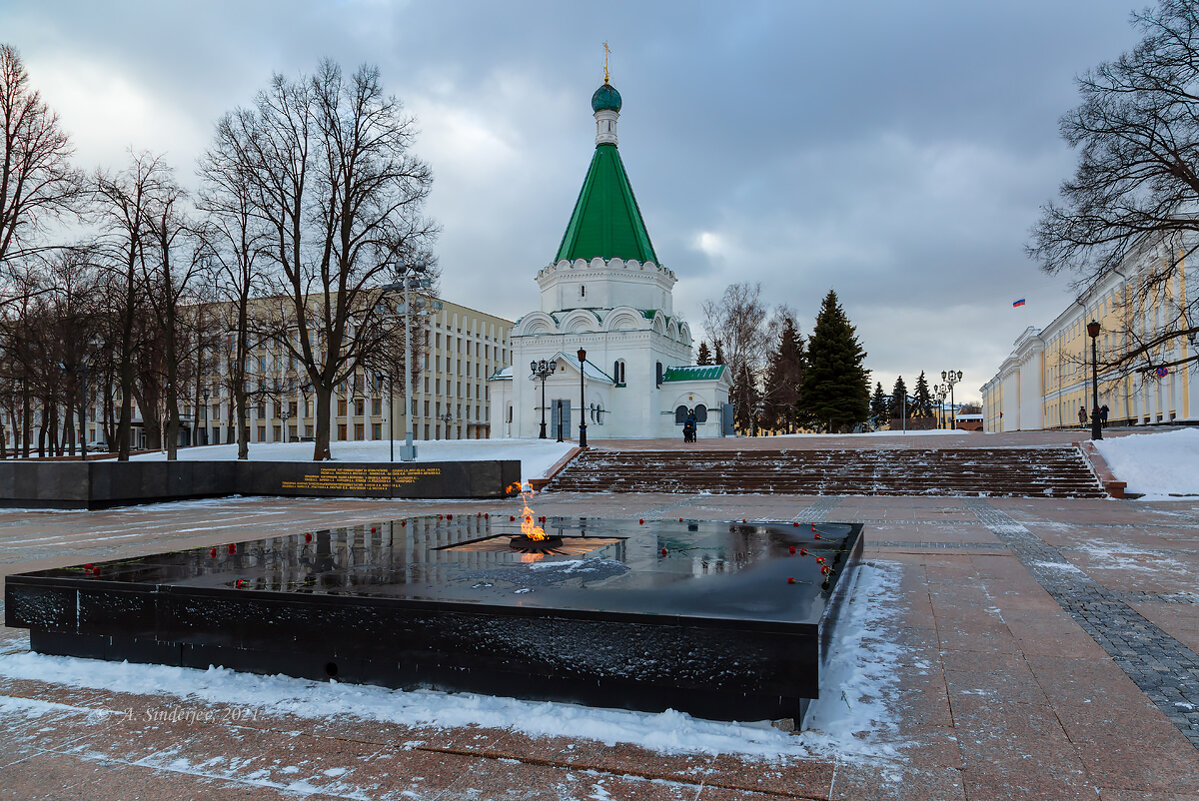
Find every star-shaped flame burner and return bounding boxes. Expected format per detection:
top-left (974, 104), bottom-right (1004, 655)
top-left (508, 534), bottom-right (565, 553)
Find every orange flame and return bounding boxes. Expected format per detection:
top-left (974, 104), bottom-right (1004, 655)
top-left (508, 481), bottom-right (548, 541)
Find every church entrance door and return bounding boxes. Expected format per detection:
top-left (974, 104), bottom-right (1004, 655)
top-left (551, 400), bottom-right (571, 440)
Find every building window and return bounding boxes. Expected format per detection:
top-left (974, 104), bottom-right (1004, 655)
top-left (305, 425), bottom-right (314, 438)
top-left (257, 425), bottom-right (266, 441)
top-left (337, 424), bottom-right (347, 440)
top-left (371, 422), bottom-right (381, 440)
top-left (354, 423), bottom-right (364, 440)
top-left (272, 425), bottom-right (281, 441)
top-left (694, 404), bottom-right (708, 423)
top-left (338, 399), bottom-right (347, 416)
top-left (656, 362), bottom-right (663, 386)
top-left (372, 397), bottom-right (381, 415)
top-left (675, 405), bottom-right (688, 425)
top-left (354, 398), bottom-right (364, 416)
top-left (613, 359), bottom-right (626, 385)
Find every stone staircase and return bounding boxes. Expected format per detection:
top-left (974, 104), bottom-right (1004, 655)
top-left (545, 446), bottom-right (1108, 498)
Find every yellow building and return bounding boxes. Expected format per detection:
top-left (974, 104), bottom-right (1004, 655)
top-left (982, 246), bottom-right (1195, 431)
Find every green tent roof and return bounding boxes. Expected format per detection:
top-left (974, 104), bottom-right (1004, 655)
top-left (661, 365), bottom-right (726, 383)
top-left (554, 143), bottom-right (659, 264)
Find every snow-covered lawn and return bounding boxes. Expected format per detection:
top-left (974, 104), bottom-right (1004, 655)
top-left (1094, 428), bottom-right (1199, 499)
top-left (0, 562), bottom-right (905, 761)
top-left (130, 439), bottom-right (575, 480)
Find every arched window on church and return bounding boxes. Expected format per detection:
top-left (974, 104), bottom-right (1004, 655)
top-left (656, 361), bottom-right (663, 387)
top-left (675, 405), bottom-right (688, 425)
top-left (694, 404), bottom-right (707, 423)
top-left (580, 284), bottom-right (585, 298)
top-left (613, 359), bottom-right (626, 386)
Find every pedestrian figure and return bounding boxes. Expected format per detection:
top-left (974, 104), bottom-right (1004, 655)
top-left (1100, 404), bottom-right (1109, 427)
top-left (1078, 405), bottom-right (1088, 429)
top-left (683, 407), bottom-right (697, 443)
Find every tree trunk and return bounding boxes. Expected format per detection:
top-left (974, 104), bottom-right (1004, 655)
top-left (21, 382), bottom-right (30, 458)
top-left (313, 384), bottom-right (332, 461)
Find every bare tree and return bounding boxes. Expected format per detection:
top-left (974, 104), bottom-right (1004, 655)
top-left (197, 118), bottom-right (272, 460)
top-left (94, 152), bottom-right (173, 460)
top-left (1028, 0), bottom-right (1199, 375)
top-left (0, 43), bottom-right (84, 271)
top-left (703, 282), bottom-right (770, 425)
top-left (140, 166), bottom-right (201, 459)
top-left (219, 60), bottom-right (437, 460)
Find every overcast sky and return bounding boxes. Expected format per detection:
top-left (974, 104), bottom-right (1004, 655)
top-left (2, 0), bottom-right (1146, 402)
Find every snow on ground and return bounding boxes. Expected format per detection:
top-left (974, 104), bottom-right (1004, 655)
top-left (0, 562), bottom-right (905, 761)
top-left (770, 429), bottom-right (972, 439)
top-left (1068, 540), bottom-right (1190, 575)
top-left (1094, 428), bottom-right (1199, 499)
top-left (129, 439), bottom-right (575, 480)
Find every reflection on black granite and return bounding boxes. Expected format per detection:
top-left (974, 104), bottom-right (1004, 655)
top-left (24, 517), bottom-right (858, 624)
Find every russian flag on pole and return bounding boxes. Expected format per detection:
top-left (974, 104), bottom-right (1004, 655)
top-left (1012, 298), bottom-right (1026, 307)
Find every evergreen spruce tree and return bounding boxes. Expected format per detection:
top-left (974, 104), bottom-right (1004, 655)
top-left (761, 316), bottom-right (805, 433)
top-left (697, 341), bottom-right (713, 366)
top-left (870, 381), bottom-right (889, 429)
top-left (912, 371), bottom-right (933, 417)
top-left (891, 375), bottom-right (909, 423)
top-left (800, 290), bottom-right (870, 432)
top-left (713, 338), bottom-right (726, 365)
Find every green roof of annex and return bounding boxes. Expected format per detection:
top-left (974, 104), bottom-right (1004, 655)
top-left (661, 365), bottom-right (726, 383)
top-left (554, 82), bottom-right (659, 265)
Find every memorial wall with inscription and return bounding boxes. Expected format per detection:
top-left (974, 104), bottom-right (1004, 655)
top-left (0, 459), bottom-right (520, 509)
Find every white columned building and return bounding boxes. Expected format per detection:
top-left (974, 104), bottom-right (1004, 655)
top-left (489, 78), bottom-right (730, 440)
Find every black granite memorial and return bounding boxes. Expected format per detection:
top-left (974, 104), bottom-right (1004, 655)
top-left (5, 516), bottom-right (864, 725)
top-left (0, 459), bottom-right (520, 509)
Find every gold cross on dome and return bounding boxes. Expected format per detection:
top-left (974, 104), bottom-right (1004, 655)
top-left (603, 41), bottom-right (611, 83)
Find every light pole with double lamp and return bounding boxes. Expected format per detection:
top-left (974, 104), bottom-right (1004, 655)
top-left (577, 348), bottom-right (587, 448)
top-left (1086, 319), bottom-right (1102, 441)
top-left (934, 384), bottom-right (947, 429)
top-left (380, 259), bottom-right (428, 461)
top-left (941, 370), bottom-right (963, 430)
top-left (530, 359), bottom-right (556, 439)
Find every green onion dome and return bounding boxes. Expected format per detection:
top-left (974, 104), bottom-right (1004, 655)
top-left (591, 82), bottom-right (622, 113)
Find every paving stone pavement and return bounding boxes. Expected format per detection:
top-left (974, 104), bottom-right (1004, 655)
top-left (2, 487), bottom-right (1199, 799)
top-left (965, 497), bottom-right (1199, 748)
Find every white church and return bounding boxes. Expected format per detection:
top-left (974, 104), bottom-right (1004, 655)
top-left (488, 77), bottom-right (731, 440)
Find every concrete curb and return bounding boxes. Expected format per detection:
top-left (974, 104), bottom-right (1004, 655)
top-left (529, 447), bottom-right (583, 491)
top-left (1078, 440), bottom-right (1127, 499)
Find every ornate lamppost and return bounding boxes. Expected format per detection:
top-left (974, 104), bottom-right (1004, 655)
top-left (934, 384), bottom-right (947, 430)
top-left (577, 348), bottom-right (587, 448)
top-left (201, 387), bottom-right (210, 446)
top-left (941, 370), bottom-right (963, 430)
top-left (1086, 320), bottom-right (1102, 441)
top-left (530, 359), bottom-right (556, 439)
top-left (280, 403), bottom-right (292, 444)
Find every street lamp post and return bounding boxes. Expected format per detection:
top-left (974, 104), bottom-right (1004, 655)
top-left (380, 260), bottom-right (428, 461)
top-left (377, 372), bottom-right (394, 461)
top-left (530, 359), bottom-right (556, 438)
top-left (280, 405), bottom-right (292, 443)
top-left (941, 370), bottom-right (963, 430)
top-left (1087, 319), bottom-right (1102, 441)
top-left (934, 385), bottom-right (947, 429)
top-left (201, 387), bottom-right (209, 446)
top-left (577, 348), bottom-right (587, 448)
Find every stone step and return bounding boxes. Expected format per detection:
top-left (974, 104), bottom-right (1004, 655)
top-left (545, 446), bottom-right (1107, 498)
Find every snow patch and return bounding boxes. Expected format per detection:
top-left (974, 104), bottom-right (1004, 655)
top-left (1094, 429), bottom-right (1199, 499)
top-left (128, 439), bottom-right (575, 480)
